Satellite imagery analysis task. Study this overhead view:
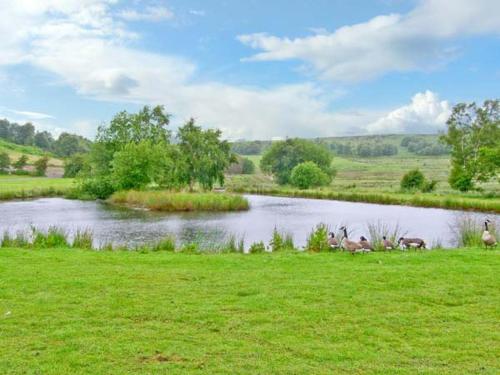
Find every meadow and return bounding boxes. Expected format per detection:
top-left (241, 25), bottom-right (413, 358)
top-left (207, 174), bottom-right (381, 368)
top-left (0, 248), bottom-right (498, 374)
top-left (0, 175), bottom-right (75, 200)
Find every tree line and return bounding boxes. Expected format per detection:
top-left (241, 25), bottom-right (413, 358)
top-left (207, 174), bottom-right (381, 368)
top-left (0, 119), bottom-right (91, 157)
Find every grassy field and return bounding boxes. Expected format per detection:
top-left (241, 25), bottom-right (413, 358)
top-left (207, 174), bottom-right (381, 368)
top-left (109, 190), bottom-right (250, 212)
top-left (0, 175), bottom-right (75, 200)
top-left (0, 248), bottom-right (498, 374)
top-left (0, 139), bottom-right (63, 167)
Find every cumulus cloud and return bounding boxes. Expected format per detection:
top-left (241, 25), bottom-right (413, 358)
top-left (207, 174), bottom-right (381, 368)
top-left (118, 6), bottom-right (174, 22)
top-left (239, 0), bottom-right (500, 82)
top-left (367, 91), bottom-right (451, 134)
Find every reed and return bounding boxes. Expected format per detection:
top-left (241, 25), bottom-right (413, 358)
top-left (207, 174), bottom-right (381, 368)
top-left (72, 229), bottom-right (94, 249)
top-left (451, 215), bottom-right (497, 247)
top-left (366, 221), bottom-right (407, 251)
top-left (152, 235), bottom-right (176, 252)
top-left (109, 190), bottom-right (249, 212)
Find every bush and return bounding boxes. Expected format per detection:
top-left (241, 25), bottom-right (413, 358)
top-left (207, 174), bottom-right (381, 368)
top-left (290, 161), bottom-right (331, 189)
top-left (241, 158), bottom-right (255, 174)
top-left (306, 223), bottom-right (330, 252)
top-left (0, 152), bottom-right (10, 172)
top-left (79, 177), bottom-right (116, 199)
top-left (449, 166), bottom-right (474, 192)
top-left (12, 169), bottom-right (30, 176)
top-left (400, 169), bottom-right (425, 191)
top-left (13, 154), bottom-right (28, 169)
top-left (64, 153), bottom-right (86, 178)
top-left (421, 179), bottom-right (438, 193)
top-left (33, 156), bottom-right (49, 176)
top-left (248, 241), bottom-right (266, 253)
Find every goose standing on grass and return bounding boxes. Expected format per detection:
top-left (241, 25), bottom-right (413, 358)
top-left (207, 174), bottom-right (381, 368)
top-left (382, 236), bottom-right (394, 250)
top-left (398, 237), bottom-right (426, 250)
top-left (482, 219), bottom-right (497, 248)
top-left (328, 232), bottom-right (339, 249)
top-left (359, 236), bottom-right (373, 252)
top-left (339, 226), bottom-right (363, 254)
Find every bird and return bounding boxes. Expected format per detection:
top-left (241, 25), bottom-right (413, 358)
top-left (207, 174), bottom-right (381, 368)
top-left (328, 232), bottom-right (339, 249)
top-left (398, 237), bottom-right (426, 250)
top-left (382, 236), bottom-right (394, 250)
top-left (339, 226), bottom-right (364, 254)
top-left (359, 236), bottom-right (373, 252)
top-left (482, 219), bottom-right (497, 248)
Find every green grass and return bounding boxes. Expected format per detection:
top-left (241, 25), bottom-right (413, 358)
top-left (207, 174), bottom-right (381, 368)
top-left (0, 248), bottom-right (498, 374)
top-left (109, 190), bottom-right (250, 212)
top-left (0, 139), bottom-right (62, 166)
top-left (0, 175), bottom-right (75, 200)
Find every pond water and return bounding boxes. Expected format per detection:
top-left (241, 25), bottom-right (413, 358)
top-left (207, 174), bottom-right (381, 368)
top-left (0, 195), bottom-right (496, 249)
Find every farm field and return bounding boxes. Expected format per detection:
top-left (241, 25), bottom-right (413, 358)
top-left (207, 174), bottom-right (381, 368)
top-left (0, 248), bottom-right (498, 374)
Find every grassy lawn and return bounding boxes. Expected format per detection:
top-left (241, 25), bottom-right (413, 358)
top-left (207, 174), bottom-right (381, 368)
top-left (0, 248), bottom-right (498, 374)
top-left (0, 175), bottom-right (75, 200)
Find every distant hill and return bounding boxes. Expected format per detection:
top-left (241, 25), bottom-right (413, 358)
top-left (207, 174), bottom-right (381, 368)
top-left (231, 134), bottom-right (449, 157)
top-left (0, 139), bottom-right (63, 172)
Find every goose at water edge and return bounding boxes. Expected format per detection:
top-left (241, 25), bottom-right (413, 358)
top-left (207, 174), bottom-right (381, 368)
top-left (482, 219), bottom-right (497, 248)
top-left (339, 226), bottom-right (364, 254)
top-left (359, 236), bottom-right (373, 252)
top-left (382, 236), bottom-right (394, 250)
top-left (328, 232), bottom-right (339, 249)
top-left (398, 237), bottom-right (426, 250)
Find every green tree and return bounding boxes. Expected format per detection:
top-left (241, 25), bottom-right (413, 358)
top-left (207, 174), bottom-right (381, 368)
top-left (33, 156), bottom-right (49, 176)
top-left (440, 100), bottom-right (499, 191)
top-left (260, 138), bottom-right (333, 185)
top-left (63, 153), bottom-right (87, 178)
top-left (0, 152), bottom-right (10, 172)
top-left (53, 133), bottom-right (91, 157)
top-left (177, 118), bottom-right (235, 190)
top-left (290, 161), bottom-right (331, 189)
top-left (15, 123), bottom-right (35, 145)
top-left (13, 154), bottom-right (29, 169)
top-left (34, 131), bottom-right (54, 150)
top-left (241, 158), bottom-right (255, 174)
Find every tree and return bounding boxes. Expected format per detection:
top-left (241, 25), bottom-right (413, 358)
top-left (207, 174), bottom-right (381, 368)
top-left (290, 161), bottom-right (331, 189)
top-left (34, 131), bottom-right (54, 150)
top-left (177, 118), bottom-right (235, 190)
top-left (13, 154), bottom-right (29, 169)
top-left (63, 153), bottom-right (87, 178)
top-left (0, 152), bottom-right (10, 173)
top-left (440, 100), bottom-right (499, 191)
top-left (260, 138), bottom-right (334, 185)
top-left (53, 133), bottom-right (91, 157)
top-left (15, 123), bottom-right (35, 145)
top-left (241, 158), bottom-right (255, 174)
top-left (33, 156), bottom-right (49, 176)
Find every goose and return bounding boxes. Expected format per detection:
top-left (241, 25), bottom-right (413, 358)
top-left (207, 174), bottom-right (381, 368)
top-left (359, 236), bottom-right (373, 252)
top-left (328, 232), bottom-right (339, 249)
top-left (482, 220), bottom-right (497, 248)
top-left (382, 236), bottom-right (394, 250)
top-left (339, 226), bottom-right (363, 254)
top-left (398, 237), bottom-right (426, 250)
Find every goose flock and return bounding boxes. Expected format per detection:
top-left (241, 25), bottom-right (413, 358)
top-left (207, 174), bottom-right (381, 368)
top-left (327, 220), bottom-right (497, 253)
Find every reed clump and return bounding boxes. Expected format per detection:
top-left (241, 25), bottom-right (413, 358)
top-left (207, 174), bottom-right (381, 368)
top-left (306, 223), bottom-right (330, 252)
top-left (451, 216), bottom-right (497, 247)
top-left (366, 221), bottom-right (407, 251)
top-left (109, 190), bottom-right (249, 212)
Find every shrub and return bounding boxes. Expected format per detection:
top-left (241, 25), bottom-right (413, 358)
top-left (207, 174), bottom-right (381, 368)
top-left (0, 152), bottom-right (10, 172)
top-left (306, 223), bottom-right (330, 252)
top-left (79, 177), bottom-right (116, 199)
top-left (270, 227), bottom-right (284, 252)
top-left (241, 158), bottom-right (255, 174)
top-left (400, 169), bottom-right (425, 191)
top-left (64, 153), bottom-right (87, 178)
top-left (248, 241), bottom-right (266, 253)
top-left (33, 156), bottom-right (49, 176)
top-left (421, 179), bottom-right (438, 193)
top-left (12, 169), bottom-right (30, 175)
top-left (290, 161), bottom-right (331, 189)
top-left (13, 154), bottom-right (29, 169)
top-left (449, 166), bottom-right (474, 192)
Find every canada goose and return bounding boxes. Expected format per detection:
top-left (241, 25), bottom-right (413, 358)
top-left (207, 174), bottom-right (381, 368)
top-left (382, 236), bottom-right (394, 250)
top-left (482, 220), bottom-right (497, 248)
top-left (398, 237), bottom-right (426, 250)
top-left (328, 232), bottom-right (339, 249)
top-left (359, 236), bottom-right (373, 252)
top-left (339, 226), bottom-right (363, 254)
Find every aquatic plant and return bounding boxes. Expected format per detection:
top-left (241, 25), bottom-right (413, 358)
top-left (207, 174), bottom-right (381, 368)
top-left (366, 221), bottom-right (407, 251)
top-left (152, 235), bottom-right (176, 252)
top-left (248, 241), bottom-right (266, 254)
top-left (72, 229), bottom-right (94, 249)
top-left (306, 223), bottom-right (330, 252)
top-left (451, 215), bottom-right (497, 247)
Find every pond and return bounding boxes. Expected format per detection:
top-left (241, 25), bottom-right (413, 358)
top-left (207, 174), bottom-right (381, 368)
top-left (0, 195), bottom-right (496, 249)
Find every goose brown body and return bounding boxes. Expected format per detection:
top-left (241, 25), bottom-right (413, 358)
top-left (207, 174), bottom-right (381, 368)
top-left (340, 227), bottom-right (364, 254)
top-left (483, 220), bottom-right (497, 248)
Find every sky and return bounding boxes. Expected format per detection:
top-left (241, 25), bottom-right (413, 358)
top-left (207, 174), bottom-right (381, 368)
top-left (0, 0), bottom-right (499, 140)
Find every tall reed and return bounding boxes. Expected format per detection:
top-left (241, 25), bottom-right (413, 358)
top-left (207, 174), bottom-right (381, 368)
top-left (366, 221), bottom-right (407, 251)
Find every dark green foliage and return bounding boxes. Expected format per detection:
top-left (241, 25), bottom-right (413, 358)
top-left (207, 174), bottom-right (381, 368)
top-left (290, 161), bottom-right (331, 189)
top-left (13, 154), bottom-right (28, 169)
top-left (441, 99), bottom-right (499, 191)
top-left (0, 152), bottom-right (10, 172)
top-left (33, 156), bottom-right (49, 176)
top-left (248, 241), bottom-right (266, 253)
top-left (356, 142), bottom-right (398, 157)
top-left (421, 179), bottom-right (438, 193)
top-left (260, 138), bottom-right (333, 185)
top-left (63, 153), bottom-right (87, 178)
top-left (53, 132), bottom-right (91, 157)
top-left (241, 158), bottom-right (255, 174)
top-left (78, 177), bottom-right (115, 199)
top-left (177, 118), bottom-right (235, 190)
top-left (34, 131), bottom-right (54, 150)
top-left (231, 140), bottom-right (268, 155)
top-left (400, 169), bottom-right (425, 191)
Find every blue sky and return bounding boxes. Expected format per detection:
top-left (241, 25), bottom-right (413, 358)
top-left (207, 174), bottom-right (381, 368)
top-left (0, 0), bottom-right (499, 140)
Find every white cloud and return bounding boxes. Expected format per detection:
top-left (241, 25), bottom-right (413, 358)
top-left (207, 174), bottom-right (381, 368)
top-left (367, 91), bottom-right (451, 134)
top-left (118, 6), bottom-right (174, 22)
top-left (238, 0), bottom-right (500, 82)
top-left (9, 110), bottom-right (54, 120)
